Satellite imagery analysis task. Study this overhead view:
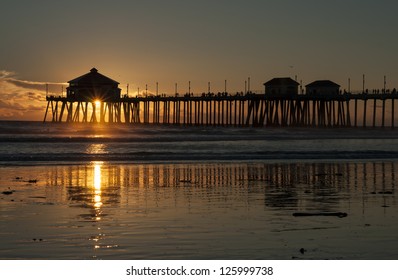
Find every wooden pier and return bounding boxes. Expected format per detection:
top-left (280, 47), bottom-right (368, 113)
top-left (43, 92), bottom-right (398, 128)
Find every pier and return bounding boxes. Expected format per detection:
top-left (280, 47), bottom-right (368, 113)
top-left (42, 69), bottom-right (398, 128)
top-left (43, 92), bottom-right (398, 128)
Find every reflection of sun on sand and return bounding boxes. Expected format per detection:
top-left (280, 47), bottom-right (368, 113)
top-left (93, 161), bottom-right (103, 212)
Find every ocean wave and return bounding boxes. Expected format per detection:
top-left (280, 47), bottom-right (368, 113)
top-left (1, 121), bottom-right (398, 165)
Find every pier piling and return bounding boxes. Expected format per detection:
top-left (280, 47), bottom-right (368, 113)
top-left (43, 93), bottom-right (398, 128)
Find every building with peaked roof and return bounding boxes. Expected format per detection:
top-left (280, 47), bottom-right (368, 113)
top-left (305, 80), bottom-right (340, 98)
top-left (263, 77), bottom-right (299, 97)
top-left (66, 68), bottom-right (121, 101)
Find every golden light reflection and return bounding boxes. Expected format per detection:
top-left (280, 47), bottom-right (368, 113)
top-left (86, 143), bottom-right (108, 154)
top-left (93, 161), bottom-right (103, 211)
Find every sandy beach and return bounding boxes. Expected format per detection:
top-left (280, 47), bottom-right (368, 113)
top-left (1, 161), bottom-right (397, 259)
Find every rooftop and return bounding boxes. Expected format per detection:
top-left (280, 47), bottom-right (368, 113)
top-left (264, 77), bottom-right (299, 86)
top-left (68, 68), bottom-right (119, 86)
top-left (306, 80), bottom-right (340, 88)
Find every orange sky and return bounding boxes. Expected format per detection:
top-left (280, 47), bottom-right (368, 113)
top-left (1, 0), bottom-right (398, 121)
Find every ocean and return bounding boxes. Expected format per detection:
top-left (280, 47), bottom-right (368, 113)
top-left (1, 121), bottom-right (398, 163)
top-left (1, 121), bottom-right (398, 259)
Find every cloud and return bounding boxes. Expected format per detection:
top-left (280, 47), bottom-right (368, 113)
top-left (0, 70), bottom-right (16, 78)
top-left (0, 99), bottom-right (25, 110)
top-left (5, 78), bottom-right (67, 92)
top-left (6, 79), bottom-right (48, 91)
top-left (0, 69), bottom-right (65, 120)
top-left (27, 91), bottom-right (45, 101)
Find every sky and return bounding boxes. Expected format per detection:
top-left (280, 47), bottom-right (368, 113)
top-left (1, 0), bottom-right (398, 120)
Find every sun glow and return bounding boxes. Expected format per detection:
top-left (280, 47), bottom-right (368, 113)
top-left (94, 100), bottom-right (101, 107)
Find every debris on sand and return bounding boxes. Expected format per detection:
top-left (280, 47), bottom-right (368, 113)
top-left (314, 173), bottom-right (343, 177)
top-left (378, 191), bottom-right (393, 194)
top-left (293, 212), bottom-right (348, 218)
top-left (179, 179), bottom-right (191, 183)
top-left (370, 191), bottom-right (393, 195)
top-left (2, 191), bottom-right (13, 195)
top-left (2, 190), bottom-right (14, 195)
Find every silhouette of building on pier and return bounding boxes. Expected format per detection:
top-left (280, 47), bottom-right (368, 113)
top-left (306, 80), bottom-right (340, 98)
top-left (66, 68), bottom-right (121, 101)
top-left (263, 77), bottom-right (299, 97)
top-left (43, 70), bottom-right (398, 128)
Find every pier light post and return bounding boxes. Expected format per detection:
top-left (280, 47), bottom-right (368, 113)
top-left (225, 79), bottom-right (227, 93)
top-left (384, 75), bottom-right (386, 93)
top-left (348, 78), bottom-right (351, 93)
top-left (189, 81), bottom-right (191, 95)
top-left (156, 82), bottom-right (159, 96)
top-left (208, 82), bottom-right (210, 93)
top-left (363, 74), bottom-right (365, 93)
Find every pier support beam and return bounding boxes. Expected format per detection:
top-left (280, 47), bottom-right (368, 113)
top-left (43, 94), bottom-right (396, 128)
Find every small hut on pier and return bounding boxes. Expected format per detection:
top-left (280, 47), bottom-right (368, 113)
top-left (305, 80), bottom-right (340, 98)
top-left (66, 68), bottom-right (121, 102)
top-left (263, 77), bottom-right (299, 97)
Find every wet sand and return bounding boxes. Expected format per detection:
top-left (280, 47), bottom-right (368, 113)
top-left (1, 161), bottom-right (397, 259)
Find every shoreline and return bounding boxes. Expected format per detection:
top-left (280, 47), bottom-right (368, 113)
top-left (1, 157), bottom-right (398, 167)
